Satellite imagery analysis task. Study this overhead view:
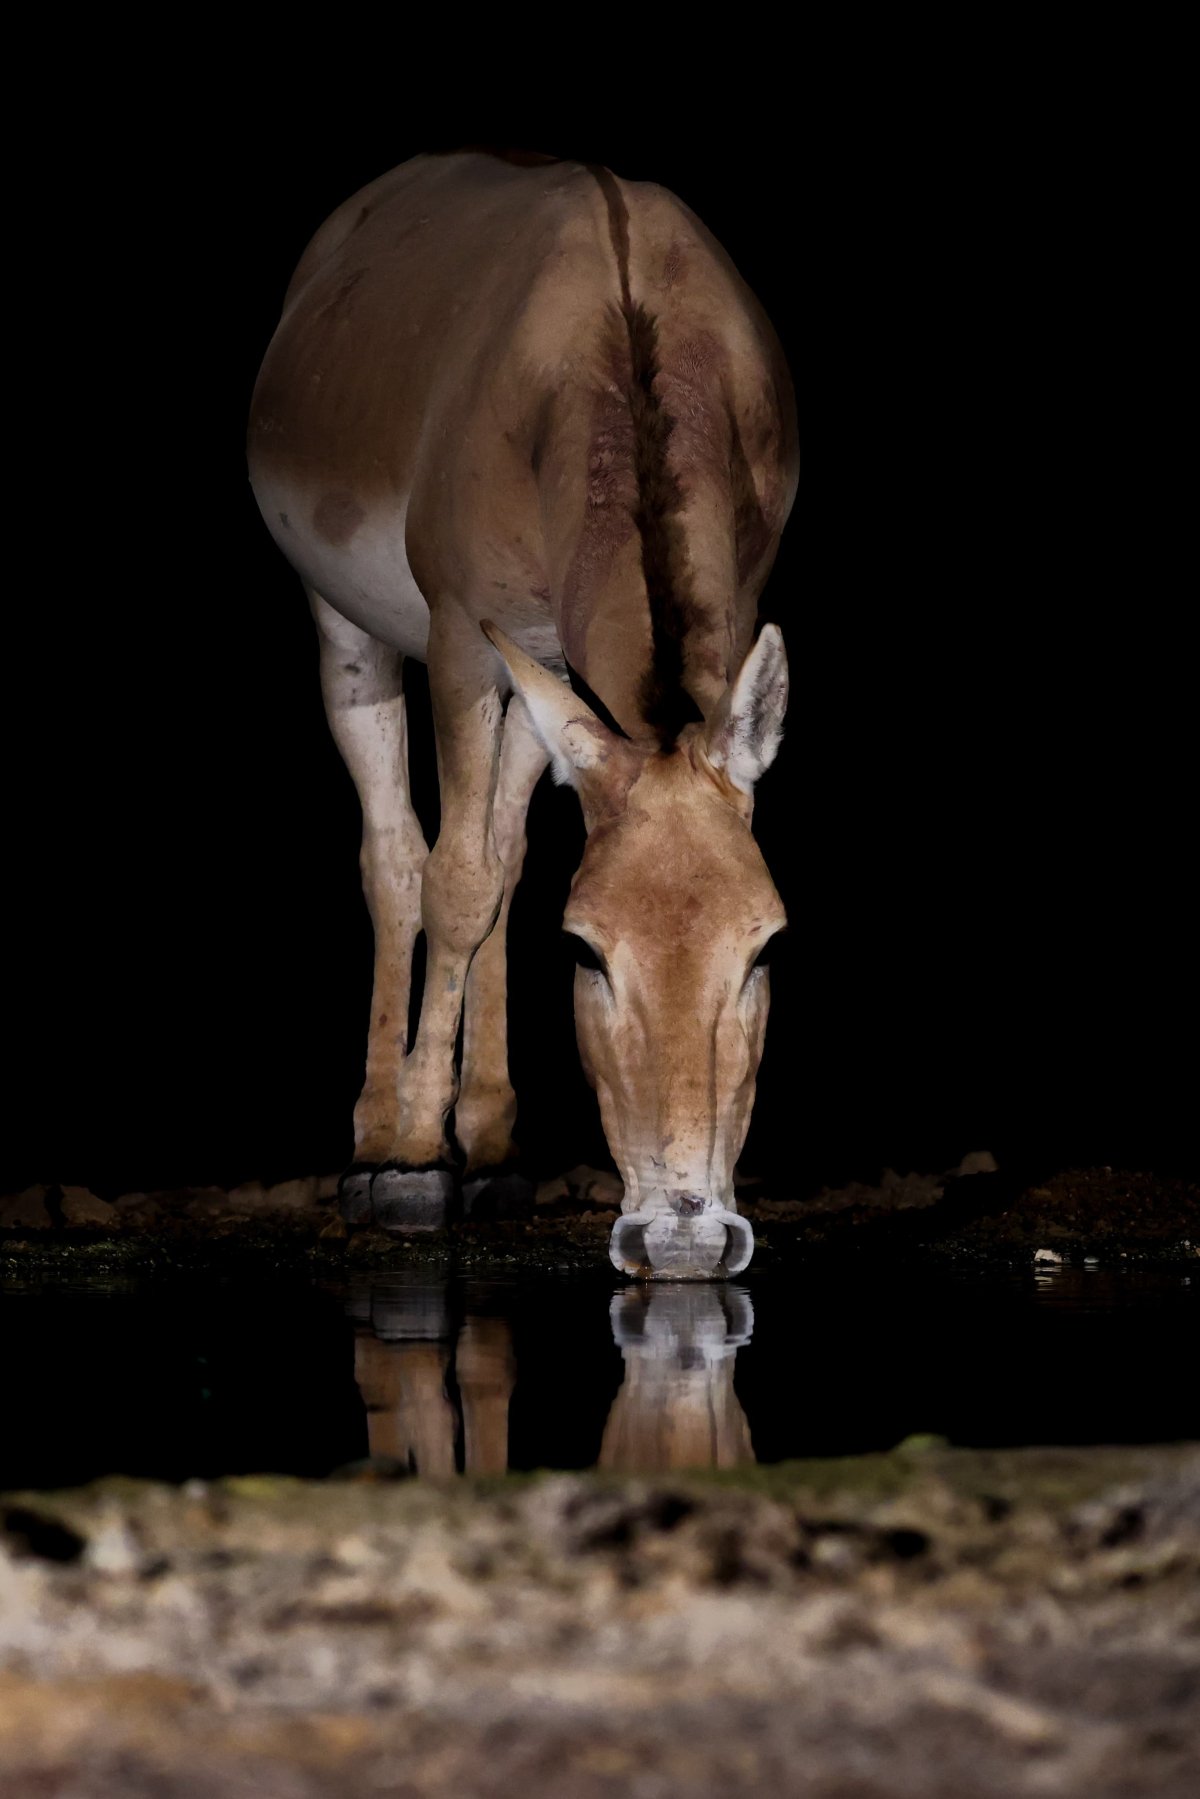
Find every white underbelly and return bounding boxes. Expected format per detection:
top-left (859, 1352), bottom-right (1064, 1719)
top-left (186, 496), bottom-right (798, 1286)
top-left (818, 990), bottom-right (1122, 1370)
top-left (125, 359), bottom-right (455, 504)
top-left (252, 476), bottom-right (431, 660)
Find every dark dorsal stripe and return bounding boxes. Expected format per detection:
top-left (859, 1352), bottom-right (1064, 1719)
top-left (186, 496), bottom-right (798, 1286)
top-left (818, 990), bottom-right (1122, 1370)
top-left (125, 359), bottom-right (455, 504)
top-left (565, 657), bottom-right (632, 741)
top-left (587, 165), bottom-right (704, 747)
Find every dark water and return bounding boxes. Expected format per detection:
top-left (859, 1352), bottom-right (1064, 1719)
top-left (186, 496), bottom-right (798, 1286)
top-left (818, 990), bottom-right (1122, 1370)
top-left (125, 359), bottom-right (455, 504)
top-left (2, 1264), bottom-right (1196, 1491)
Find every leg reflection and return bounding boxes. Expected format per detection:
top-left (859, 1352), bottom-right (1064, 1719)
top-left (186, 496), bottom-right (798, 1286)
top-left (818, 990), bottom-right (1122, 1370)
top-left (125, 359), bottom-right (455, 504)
top-left (349, 1279), bottom-right (516, 1475)
top-left (456, 1316), bottom-right (516, 1475)
top-left (599, 1286), bottom-right (756, 1472)
top-left (350, 1277), bottom-right (457, 1476)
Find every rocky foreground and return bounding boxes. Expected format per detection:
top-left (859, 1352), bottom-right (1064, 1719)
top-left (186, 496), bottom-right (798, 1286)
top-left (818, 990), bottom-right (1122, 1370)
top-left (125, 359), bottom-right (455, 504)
top-left (2, 1444), bottom-right (1198, 1797)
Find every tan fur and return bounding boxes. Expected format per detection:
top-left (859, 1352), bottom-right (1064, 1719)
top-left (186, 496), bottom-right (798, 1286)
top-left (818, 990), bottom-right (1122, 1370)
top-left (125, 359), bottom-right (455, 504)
top-left (354, 1316), bottom-right (515, 1476)
top-left (248, 153), bottom-right (796, 1273)
top-left (249, 151), bottom-right (796, 738)
top-left (564, 743), bottom-right (784, 1215)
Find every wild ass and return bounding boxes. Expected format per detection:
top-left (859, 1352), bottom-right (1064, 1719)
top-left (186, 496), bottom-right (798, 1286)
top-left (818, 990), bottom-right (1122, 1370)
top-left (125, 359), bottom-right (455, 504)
top-left (248, 150), bottom-right (797, 1279)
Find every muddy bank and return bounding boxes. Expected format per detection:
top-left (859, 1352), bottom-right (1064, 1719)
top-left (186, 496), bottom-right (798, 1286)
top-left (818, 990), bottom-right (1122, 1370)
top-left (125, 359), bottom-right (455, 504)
top-left (1, 1164), bottom-right (1197, 1278)
top-left (1, 1444), bottom-right (1197, 1797)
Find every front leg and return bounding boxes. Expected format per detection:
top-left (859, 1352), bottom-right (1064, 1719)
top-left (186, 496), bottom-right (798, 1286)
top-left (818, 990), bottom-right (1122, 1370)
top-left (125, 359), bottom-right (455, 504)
top-left (310, 591), bottom-right (428, 1217)
top-left (373, 606), bottom-right (506, 1228)
top-left (354, 1335), bottom-right (457, 1475)
top-left (455, 695), bottom-right (549, 1196)
top-left (456, 1316), bottom-right (516, 1475)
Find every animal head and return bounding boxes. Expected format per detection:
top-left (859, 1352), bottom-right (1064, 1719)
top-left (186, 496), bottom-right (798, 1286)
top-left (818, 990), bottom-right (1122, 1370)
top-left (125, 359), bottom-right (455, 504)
top-left (485, 622), bottom-right (788, 1280)
top-left (601, 1284), bottom-right (756, 1469)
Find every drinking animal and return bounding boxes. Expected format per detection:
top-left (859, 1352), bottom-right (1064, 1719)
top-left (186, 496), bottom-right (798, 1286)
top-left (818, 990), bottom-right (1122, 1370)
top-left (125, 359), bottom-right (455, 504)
top-left (248, 150), bottom-right (797, 1278)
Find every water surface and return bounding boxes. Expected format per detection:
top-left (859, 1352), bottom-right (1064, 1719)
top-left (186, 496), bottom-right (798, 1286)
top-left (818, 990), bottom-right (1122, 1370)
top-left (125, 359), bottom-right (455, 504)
top-left (2, 1263), bottom-right (1195, 1490)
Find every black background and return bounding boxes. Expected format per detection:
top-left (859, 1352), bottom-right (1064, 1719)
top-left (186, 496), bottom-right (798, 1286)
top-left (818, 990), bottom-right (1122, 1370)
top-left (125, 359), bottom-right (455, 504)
top-left (7, 48), bottom-right (1191, 1199)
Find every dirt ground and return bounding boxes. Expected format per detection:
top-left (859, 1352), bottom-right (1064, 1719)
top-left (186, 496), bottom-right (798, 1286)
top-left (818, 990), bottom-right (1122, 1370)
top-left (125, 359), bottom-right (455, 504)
top-left (2, 1162), bottom-right (1197, 1278)
top-left (2, 1445), bottom-right (1198, 1797)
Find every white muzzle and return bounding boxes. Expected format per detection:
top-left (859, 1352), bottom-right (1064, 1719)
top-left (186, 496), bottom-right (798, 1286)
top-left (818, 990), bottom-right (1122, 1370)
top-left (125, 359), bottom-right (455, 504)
top-left (608, 1203), bottom-right (755, 1280)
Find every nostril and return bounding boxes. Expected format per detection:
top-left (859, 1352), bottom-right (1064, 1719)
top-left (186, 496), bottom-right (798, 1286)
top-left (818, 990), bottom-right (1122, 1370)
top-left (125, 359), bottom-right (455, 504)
top-left (670, 1194), bottom-right (706, 1217)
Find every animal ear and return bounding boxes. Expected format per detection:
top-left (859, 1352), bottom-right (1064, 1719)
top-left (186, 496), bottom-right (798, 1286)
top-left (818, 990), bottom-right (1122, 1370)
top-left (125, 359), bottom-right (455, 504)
top-left (482, 621), bottom-right (633, 802)
top-left (705, 624), bottom-right (788, 795)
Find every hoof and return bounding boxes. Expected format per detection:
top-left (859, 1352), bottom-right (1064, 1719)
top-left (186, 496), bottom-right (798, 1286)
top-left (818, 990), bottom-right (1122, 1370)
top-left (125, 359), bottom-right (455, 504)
top-left (461, 1167), bottom-right (535, 1221)
top-left (370, 1165), bottom-right (454, 1233)
top-left (344, 1274), bottom-right (451, 1339)
top-left (338, 1166), bottom-right (376, 1226)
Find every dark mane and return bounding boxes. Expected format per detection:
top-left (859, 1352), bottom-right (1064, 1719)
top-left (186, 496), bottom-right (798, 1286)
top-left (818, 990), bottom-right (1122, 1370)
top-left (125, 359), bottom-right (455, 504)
top-left (588, 166), bottom-right (704, 746)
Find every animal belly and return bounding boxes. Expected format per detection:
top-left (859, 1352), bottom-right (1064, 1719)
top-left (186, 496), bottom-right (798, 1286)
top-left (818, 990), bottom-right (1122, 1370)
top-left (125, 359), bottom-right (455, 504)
top-left (252, 472), bottom-right (431, 660)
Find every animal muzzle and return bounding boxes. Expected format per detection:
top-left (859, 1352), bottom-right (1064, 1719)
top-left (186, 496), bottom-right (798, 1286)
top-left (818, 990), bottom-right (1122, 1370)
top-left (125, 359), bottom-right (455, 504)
top-left (608, 1204), bottom-right (755, 1280)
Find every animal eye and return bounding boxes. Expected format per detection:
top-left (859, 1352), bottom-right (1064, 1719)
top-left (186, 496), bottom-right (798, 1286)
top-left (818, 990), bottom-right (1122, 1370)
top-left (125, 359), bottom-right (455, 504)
top-left (566, 934), bottom-right (607, 976)
top-left (749, 931), bottom-right (785, 975)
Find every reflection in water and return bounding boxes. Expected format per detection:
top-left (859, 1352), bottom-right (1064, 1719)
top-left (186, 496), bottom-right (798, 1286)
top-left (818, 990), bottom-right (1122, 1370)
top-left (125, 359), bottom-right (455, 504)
top-left (349, 1279), bottom-right (457, 1475)
top-left (8, 1265), bottom-right (1193, 1492)
top-left (348, 1279), bottom-right (514, 1477)
top-left (600, 1286), bottom-right (756, 1472)
top-left (346, 1278), bottom-right (755, 1476)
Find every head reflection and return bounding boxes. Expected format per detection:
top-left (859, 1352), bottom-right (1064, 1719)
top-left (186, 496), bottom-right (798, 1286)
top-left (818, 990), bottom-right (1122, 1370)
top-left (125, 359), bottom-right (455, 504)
top-left (600, 1285), bottom-right (756, 1472)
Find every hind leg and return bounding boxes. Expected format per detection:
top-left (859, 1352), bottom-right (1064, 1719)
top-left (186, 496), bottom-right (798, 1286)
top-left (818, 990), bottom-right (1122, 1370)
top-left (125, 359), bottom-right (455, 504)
top-left (311, 591), bottom-right (428, 1215)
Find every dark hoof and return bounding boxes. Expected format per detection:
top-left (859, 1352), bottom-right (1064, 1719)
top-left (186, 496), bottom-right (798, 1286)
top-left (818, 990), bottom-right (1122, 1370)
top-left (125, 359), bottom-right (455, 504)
top-left (338, 1166), bottom-right (376, 1226)
top-left (461, 1167), bottom-right (536, 1221)
top-left (368, 1274), bottom-right (453, 1341)
top-left (370, 1165), bottom-right (454, 1232)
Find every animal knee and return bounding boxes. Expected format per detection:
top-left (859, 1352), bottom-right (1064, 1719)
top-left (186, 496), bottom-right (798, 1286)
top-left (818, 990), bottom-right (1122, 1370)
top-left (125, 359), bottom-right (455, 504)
top-left (422, 835), bottom-right (504, 955)
top-left (361, 815), bottom-right (428, 878)
top-left (496, 825), bottom-right (529, 884)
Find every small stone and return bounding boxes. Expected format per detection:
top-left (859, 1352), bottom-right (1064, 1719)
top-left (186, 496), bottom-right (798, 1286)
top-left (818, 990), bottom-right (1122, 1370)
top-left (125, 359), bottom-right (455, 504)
top-left (951, 1150), bottom-right (999, 1176)
top-left (333, 1533), bottom-right (383, 1570)
top-left (811, 1535), bottom-right (860, 1575)
top-left (563, 1165), bottom-right (624, 1209)
top-left (181, 1187), bottom-right (235, 1218)
top-left (586, 1172), bottom-right (624, 1210)
top-left (319, 1214), bottom-right (349, 1242)
top-left (227, 1181), bottom-right (268, 1211)
top-left (59, 1186), bottom-right (115, 1228)
top-left (265, 1178), bottom-right (321, 1212)
top-left (86, 1517), bottom-right (143, 1577)
top-left (114, 1192), bottom-right (161, 1227)
top-left (1033, 1247), bottom-right (1063, 1265)
top-left (0, 1187), bottom-right (53, 1230)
